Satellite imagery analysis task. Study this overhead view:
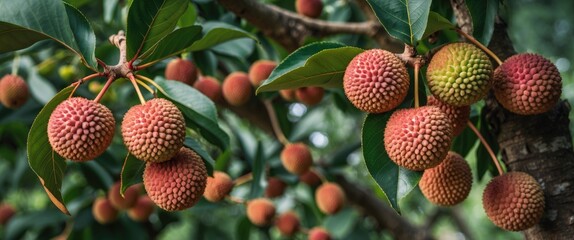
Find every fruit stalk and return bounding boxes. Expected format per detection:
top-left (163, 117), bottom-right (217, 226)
top-left (128, 73), bottom-right (146, 104)
top-left (233, 172), bottom-right (253, 186)
top-left (69, 72), bottom-right (104, 98)
top-left (455, 28), bottom-right (503, 65)
top-left (467, 121), bottom-right (504, 175)
top-left (414, 61), bottom-right (421, 108)
top-left (263, 100), bottom-right (290, 145)
top-left (94, 75), bottom-right (115, 103)
top-left (11, 53), bottom-right (20, 76)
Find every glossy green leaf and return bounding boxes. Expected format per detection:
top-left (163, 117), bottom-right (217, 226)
top-left (467, 0), bottom-right (498, 45)
top-left (257, 46), bottom-right (364, 93)
top-left (138, 25), bottom-right (203, 64)
top-left (476, 106), bottom-right (499, 182)
top-left (184, 137), bottom-right (215, 175)
top-left (64, 3), bottom-right (97, 70)
top-left (177, 3), bottom-right (197, 27)
top-left (188, 22), bottom-right (257, 52)
top-left (120, 153), bottom-right (144, 194)
top-left (362, 113), bottom-right (422, 212)
top-left (126, 0), bottom-right (188, 60)
top-left (422, 11), bottom-right (455, 40)
top-left (249, 141), bottom-right (266, 199)
top-left (324, 208), bottom-right (359, 238)
top-left (367, 0), bottom-right (432, 45)
top-left (27, 86), bottom-right (74, 215)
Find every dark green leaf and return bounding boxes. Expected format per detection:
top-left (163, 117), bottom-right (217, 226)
top-left (184, 137), bottom-right (215, 175)
top-left (188, 22), bottom-right (257, 52)
top-left (476, 106), bottom-right (499, 182)
top-left (64, 3), bottom-right (97, 70)
top-left (467, 0), bottom-right (498, 45)
top-left (367, 0), bottom-right (432, 45)
top-left (138, 25), bottom-right (203, 64)
top-left (177, 3), bottom-right (197, 27)
top-left (324, 208), bottom-right (359, 238)
top-left (422, 11), bottom-right (455, 40)
top-left (249, 142), bottom-right (265, 199)
top-left (120, 153), bottom-right (144, 194)
top-left (236, 217), bottom-right (252, 240)
top-left (451, 114), bottom-right (479, 157)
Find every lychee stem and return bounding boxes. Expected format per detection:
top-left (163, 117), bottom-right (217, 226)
top-left (11, 53), bottom-right (20, 76)
top-left (263, 100), bottom-right (290, 146)
top-left (136, 74), bottom-right (168, 97)
top-left (414, 62), bottom-right (421, 108)
top-left (135, 78), bottom-right (154, 95)
top-left (455, 28), bottom-right (503, 65)
top-left (128, 73), bottom-right (146, 104)
top-left (94, 75), bottom-right (114, 103)
top-left (233, 172), bottom-right (253, 186)
top-left (69, 72), bottom-right (105, 98)
top-left (134, 60), bottom-right (159, 71)
top-left (226, 196), bottom-right (246, 205)
top-left (466, 121), bottom-right (504, 175)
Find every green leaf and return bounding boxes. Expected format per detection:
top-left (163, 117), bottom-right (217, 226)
top-left (476, 107), bottom-right (499, 182)
top-left (324, 208), bottom-right (359, 238)
top-left (138, 25), bottom-right (203, 64)
top-left (362, 113), bottom-right (422, 212)
top-left (0, 0), bottom-right (97, 70)
top-left (249, 142), bottom-right (266, 199)
top-left (120, 153), bottom-right (145, 194)
top-left (126, 0), bottom-right (188, 60)
top-left (188, 22), bottom-right (257, 52)
top-left (27, 86), bottom-right (74, 215)
top-left (467, 0), bottom-right (498, 45)
top-left (421, 11), bottom-right (455, 40)
top-left (451, 114), bottom-right (479, 157)
top-left (257, 46), bottom-right (364, 93)
top-left (367, 0), bottom-right (432, 45)
top-left (236, 217), bottom-right (252, 240)
top-left (184, 137), bottom-right (215, 175)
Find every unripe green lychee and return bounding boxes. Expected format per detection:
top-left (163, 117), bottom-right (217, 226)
top-left (246, 198), bottom-right (276, 226)
top-left (143, 147), bottom-right (208, 211)
top-left (122, 98), bottom-right (186, 162)
top-left (427, 95), bottom-right (470, 136)
top-left (295, 0), bottom-right (323, 18)
top-left (0, 203), bottom-right (15, 225)
top-left (344, 49), bottom-right (410, 113)
top-left (107, 181), bottom-right (139, 210)
top-left (315, 183), bottom-right (345, 215)
top-left (249, 60), bottom-right (276, 87)
top-left (493, 53), bottom-right (562, 115)
top-left (92, 197), bottom-right (118, 224)
top-left (265, 177), bottom-right (287, 198)
top-left (48, 97), bottom-right (115, 161)
top-left (419, 152), bottom-right (472, 206)
top-left (127, 195), bottom-right (155, 222)
top-left (308, 227), bottom-right (331, 240)
top-left (384, 106), bottom-right (453, 171)
top-left (58, 65), bottom-right (76, 82)
top-left (295, 87), bottom-right (324, 106)
top-left (280, 143), bottom-right (313, 175)
top-left (222, 72), bottom-right (252, 106)
top-left (299, 170), bottom-right (321, 187)
top-left (0, 74), bottom-right (29, 109)
top-left (193, 76), bottom-right (223, 103)
top-left (483, 172), bottom-right (545, 231)
top-left (275, 212), bottom-right (300, 236)
top-left (426, 43), bottom-right (493, 106)
top-left (204, 171), bottom-right (234, 202)
top-left (165, 58), bottom-right (198, 86)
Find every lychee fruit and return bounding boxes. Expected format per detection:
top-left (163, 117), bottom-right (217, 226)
top-left (0, 203), bottom-right (15, 225)
top-left (343, 49), bottom-right (410, 113)
top-left (308, 227), bottom-right (331, 240)
top-left (92, 197), bottom-right (118, 224)
top-left (48, 97), bottom-right (115, 161)
top-left (127, 195), bottom-right (155, 222)
top-left (295, 0), bottom-right (323, 19)
top-left (426, 95), bottom-right (470, 136)
top-left (483, 172), bottom-right (545, 231)
top-left (280, 143), bottom-right (313, 175)
top-left (279, 89), bottom-right (296, 102)
top-left (249, 60), bottom-right (276, 87)
top-left (121, 98), bottom-right (186, 162)
top-left (246, 198), bottom-right (276, 226)
top-left (165, 58), bottom-right (198, 86)
top-left (265, 177), bottom-right (287, 198)
top-left (275, 212), bottom-right (300, 236)
top-left (419, 151), bottom-right (472, 206)
top-left (222, 72), bottom-right (252, 106)
top-left (384, 106), bottom-right (453, 171)
top-left (0, 74), bottom-right (29, 109)
top-left (315, 182), bottom-right (345, 215)
top-left (107, 181), bottom-right (140, 210)
top-left (204, 171), bottom-right (234, 202)
top-left (299, 170), bottom-right (321, 187)
top-left (426, 42), bottom-right (493, 106)
top-left (193, 76), bottom-right (223, 103)
top-left (143, 147), bottom-right (208, 211)
top-left (493, 53), bottom-right (562, 115)
top-left (295, 87), bottom-right (324, 106)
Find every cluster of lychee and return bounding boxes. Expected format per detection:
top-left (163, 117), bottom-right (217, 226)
top-left (91, 182), bottom-right (155, 224)
top-left (343, 43), bottom-right (557, 231)
top-left (0, 74), bottom-right (30, 109)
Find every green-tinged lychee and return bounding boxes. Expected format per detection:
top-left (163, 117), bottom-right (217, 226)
top-left (0, 74), bottom-right (29, 109)
top-left (295, 0), bottom-right (323, 18)
top-left (384, 106), bottom-right (453, 171)
top-left (426, 43), bottom-right (493, 106)
top-left (483, 172), bottom-right (545, 231)
top-left (246, 198), bottom-right (276, 226)
top-left (122, 98), bottom-right (185, 162)
top-left (48, 97), bottom-right (115, 161)
top-left (143, 147), bottom-right (207, 211)
top-left (343, 49), bottom-right (410, 113)
top-left (249, 60), bottom-right (276, 87)
top-left (275, 212), bottom-right (300, 236)
top-left (265, 177), bottom-right (287, 198)
top-left (107, 182), bottom-right (139, 210)
top-left (493, 53), bottom-right (562, 115)
top-left (127, 195), bottom-right (155, 222)
top-left (299, 170), bottom-right (321, 187)
top-left (204, 171), bottom-right (234, 202)
top-left (0, 203), bottom-right (15, 225)
top-left (308, 227), bottom-right (331, 240)
top-left (280, 143), bottom-right (313, 175)
top-left (427, 95), bottom-right (470, 136)
top-left (222, 72), bottom-right (252, 106)
top-left (419, 152), bottom-right (472, 206)
top-left (295, 87), bottom-right (324, 106)
top-left (92, 197), bottom-right (118, 224)
top-left (315, 183), bottom-right (345, 215)
top-left (165, 58), bottom-right (198, 86)
top-left (193, 76), bottom-right (223, 103)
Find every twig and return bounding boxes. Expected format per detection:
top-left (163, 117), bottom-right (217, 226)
top-left (233, 172), bottom-right (253, 186)
top-left (227, 196), bottom-right (246, 205)
top-left (467, 121), bottom-right (504, 175)
top-left (94, 75), bottom-right (115, 103)
top-left (450, 0), bottom-right (473, 36)
top-left (262, 100), bottom-right (290, 145)
top-left (128, 73), bottom-right (146, 105)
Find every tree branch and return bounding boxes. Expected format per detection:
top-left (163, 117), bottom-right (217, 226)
top-left (449, 0), bottom-right (473, 36)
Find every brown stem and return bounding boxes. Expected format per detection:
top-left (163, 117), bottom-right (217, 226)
top-left (455, 29), bottom-right (503, 65)
top-left (68, 72), bottom-right (104, 98)
top-left (467, 120), bottom-right (504, 175)
top-left (414, 62), bottom-right (421, 108)
top-left (233, 172), bottom-right (253, 186)
top-left (227, 196), bottom-right (246, 205)
top-left (263, 100), bottom-right (290, 145)
top-left (93, 75), bottom-right (115, 103)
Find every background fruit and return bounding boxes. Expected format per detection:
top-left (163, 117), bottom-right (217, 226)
top-left (384, 106), bottom-right (453, 171)
top-left (493, 53), bottom-right (562, 115)
top-left (295, 0), bottom-right (323, 18)
top-left (222, 72), bottom-right (252, 106)
top-left (264, 177), bottom-right (287, 198)
top-left (193, 76), bottom-right (223, 103)
top-left (295, 87), bottom-right (324, 106)
top-left (308, 227), bottom-right (331, 240)
top-left (315, 183), bottom-right (345, 214)
top-left (165, 58), bottom-right (198, 86)
top-left (92, 197), bottom-right (118, 224)
top-left (275, 212), bottom-right (300, 236)
top-left (299, 170), bottom-right (321, 187)
top-left (426, 42), bottom-right (493, 106)
top-left (204, 171), bottom-right (234, 202)
top-left (143, 147), bottom-right (208, 211)
top-left (249, 60), bottom-right (276, 87)
top-left (419, 152), bottom-right (472, 206)
top-left (127, 195), bottom-right (155, 222)
top-left (280, 143), bottom-right (313, 175)
top-left (0, 74), bottom-right (29, 109)
top-left (107, 182), bottom-right (139, 210)
top-left (48, 97), bottom-right (115, 161)
top-left (343, 49), bottom-right (410, 113)
top-left (427, 95), bottom-right (470, 136)
top-left (279, 89), bottom-right (296, 101)
top-left (58, 65), bottom-right (76, 82)
top-left (246, 198), bottom-right (276, 226)
top-left (0, 203), bottom-right (15, 225)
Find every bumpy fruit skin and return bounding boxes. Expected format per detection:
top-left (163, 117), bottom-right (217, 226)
top-left (246, 198), bottom-right (276, 226)
top-left (295, 0), bottom-right (323, 18)
top-left (295, 87), bottom-right (324, 106)
top-left (143, 147), bottom-right (207, 211)
top-left (281, 143), bottom-right (313, 175)
top-left (0, 203), bottom-right (15, 225)
top-left (384, 106), bottom-right (453, 171)
top-left (48, 97), bottom-right (115, 161)
top-left (127, 195), bottom-right (155, 222)
top-left (419, 152), bottom-right (472, 206)
top-left (427, 43), bottom-right (493, 106)
top-left (315, 183), bottom-right (345, 214)
top-left (299, 170), bottom-right (321, 187)
top-left (493, 53), bottom-right (562, 115)
top-left (344, 49), bottom-right (410, 113)
top-left (92, 197), bottom-right (119, 224)
top-left (280, 89), bottom-right (296, 101)
top-left (0, 74), bottom-right (29, 109)
top-left (483, 172), bottom-right (545, 231)
top-left (249, 60), bottom-right (276, 87)
top-left (222, 72), bottom-right (252, 106)
top-left (165, 58), bottom-right (198, 86)
top-left (122, 98), bottom-right (186, 162)
top-left (107, 182), bottom-right (139, 210)
top-left (308, 227), bottom-right (331, 240)
top-left (193, 76), bottom-right (223, 103)
top-left (427, 96), bottom-right (470, 136)
top-left (275, 212), bottom-right (300, 236)
top-left (265, 177), bottom-right (287, 198)
top-left (204, 171), bottom-right (234, 202)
